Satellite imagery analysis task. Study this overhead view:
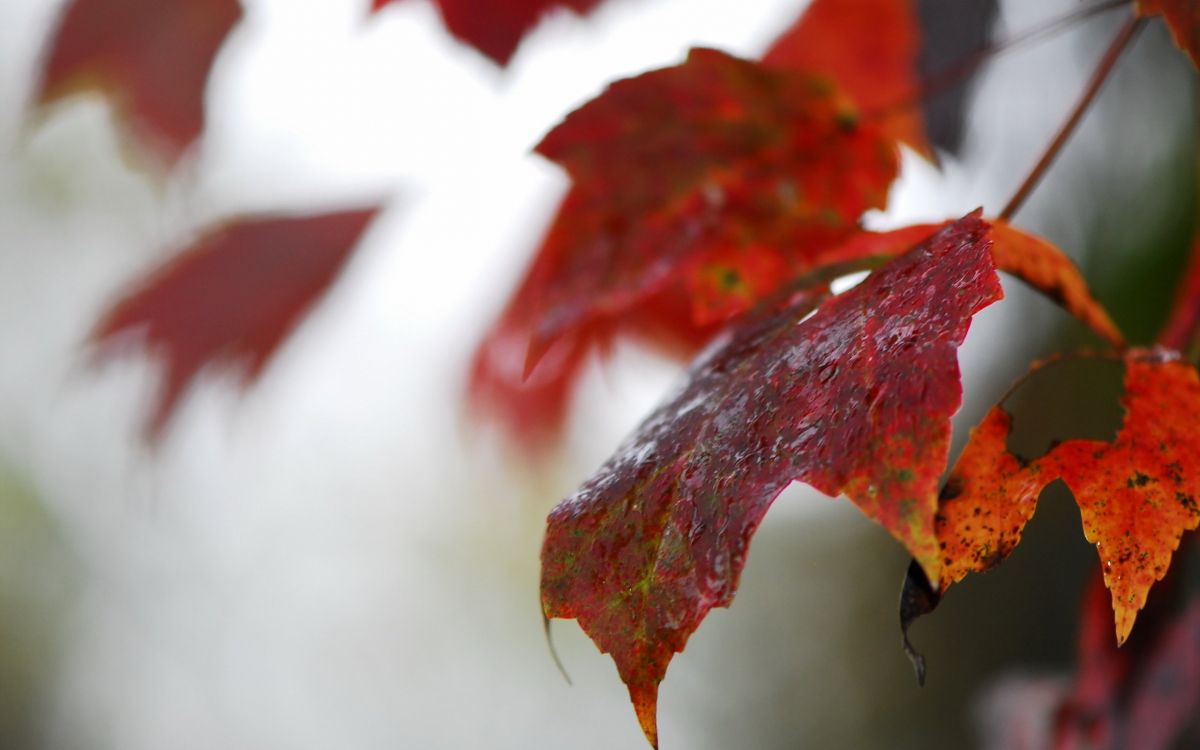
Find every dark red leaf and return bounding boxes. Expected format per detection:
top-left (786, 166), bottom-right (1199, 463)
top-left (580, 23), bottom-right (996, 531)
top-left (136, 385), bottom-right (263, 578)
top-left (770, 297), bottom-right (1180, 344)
top-left (371, 0), bottom-right (602, 65)
top-left (37, 0), bottom-right (242, 167)
top-left (92, 208), bottom-right (378, 439)
top-left (541, 213), bottom-right (1001, 746)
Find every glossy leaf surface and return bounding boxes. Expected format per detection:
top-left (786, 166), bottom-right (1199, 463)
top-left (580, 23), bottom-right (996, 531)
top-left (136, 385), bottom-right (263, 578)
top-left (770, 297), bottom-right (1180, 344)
top-left (371, 0), bottom-right (602, 65)
top-left (38, 0), bottom-right (242, 167)
top-left (93, 208), bottom-right (377, 438)
top-left (541, 214), bottom-right (1001, 747)
top-left (842, 220), bottom-right (1123, 346)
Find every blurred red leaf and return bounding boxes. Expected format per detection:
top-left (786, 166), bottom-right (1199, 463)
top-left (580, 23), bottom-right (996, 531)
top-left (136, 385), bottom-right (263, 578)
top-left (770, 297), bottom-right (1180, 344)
top-left (935, 352), bottom-right (1200, 644)
top-left (541, 214), bottom-right (1001, 747)
top-left (1138, 0), bottom-right (1200, 68)
top-left (37, 0), bottom-right (242, 167)
top-left (93, 208), bottom-right (378, 439)
top-left (470, 49), bottom-right (902, 448)
top-left (1158, 231), bottom-right (1200, 355)
top-left (763, 0), bottom-right (931, 159)
top-left (1054, 573), bottom-right (1134, 750)
top-left (527, 48), bottom-right (898, 358)
top-left (1052, 566), bottom-right (1200, 750)
top-left (1122, 598), bottom-right (1200, 749)
top-left (371, 0), bottom-right (602, 65)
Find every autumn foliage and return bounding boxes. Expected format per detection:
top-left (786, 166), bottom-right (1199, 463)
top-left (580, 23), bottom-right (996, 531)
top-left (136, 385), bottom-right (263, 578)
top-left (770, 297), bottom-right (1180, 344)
top-left (27, 0), bottom-right (1200, 747)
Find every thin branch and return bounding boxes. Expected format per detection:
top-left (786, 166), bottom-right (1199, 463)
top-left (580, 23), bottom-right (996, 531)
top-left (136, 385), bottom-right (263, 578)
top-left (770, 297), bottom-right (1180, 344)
top-left (866, 0), bottom-right (1133, 122)
top-left (998, 16), bottom-right (1144, 222)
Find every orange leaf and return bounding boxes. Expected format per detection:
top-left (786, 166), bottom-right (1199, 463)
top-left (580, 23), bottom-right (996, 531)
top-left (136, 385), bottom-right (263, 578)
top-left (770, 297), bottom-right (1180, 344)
top-left (935, 406), bottom-right (1049, 590)
top-left (1050, 357), bottom-right (1200, 643)
top-left (37, 0), bottom-right (242, 167)
top-left (935, 351), bottom-right (1200, 643)
top-left (92, 208), bottom-right (378, 439)
top-left (990, 220), bottom-right (1125, 347)
top-left (1137, 0), bottom-right (1200, 68)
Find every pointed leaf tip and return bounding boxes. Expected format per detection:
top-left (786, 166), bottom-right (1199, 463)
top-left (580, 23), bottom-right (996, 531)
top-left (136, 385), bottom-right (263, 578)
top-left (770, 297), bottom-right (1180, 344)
top-left (629, 683), bottom-right (660, 749)
top-left (934, 353), bottom-right (1200, 646)
top-left (37, 0), bottom-right (242, 168)
top-left (541, 214), bottom-right (1000, 737)
top-left (92, 207), bottom-right (378, 440)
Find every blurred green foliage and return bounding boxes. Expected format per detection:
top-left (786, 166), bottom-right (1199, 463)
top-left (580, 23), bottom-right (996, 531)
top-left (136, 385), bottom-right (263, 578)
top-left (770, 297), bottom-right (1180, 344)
top-left (0, 468), bottom-right (76, 750)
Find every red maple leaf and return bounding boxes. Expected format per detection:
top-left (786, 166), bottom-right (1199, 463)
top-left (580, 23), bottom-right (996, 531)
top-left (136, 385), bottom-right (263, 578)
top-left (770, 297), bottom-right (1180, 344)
top-left (541, 213), bottom-right (1002, 747)
top-left (37, 0), bottom-right (242, 167)
top-left (935, 351), bottom-right (1200, 643)
top-left (92, 208), bottom-right (378, 439)
top-left (370, 0), bottom-right (602, 65)
top-left (763, 0), bottom-right (931, 158)
top-left (470, 48), bottom-right (902, 447)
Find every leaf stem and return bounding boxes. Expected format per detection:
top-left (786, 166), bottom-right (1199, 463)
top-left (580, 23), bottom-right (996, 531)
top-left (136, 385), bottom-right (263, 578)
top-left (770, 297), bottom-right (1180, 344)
top-left (997, 16), bottom-right (1144, 222)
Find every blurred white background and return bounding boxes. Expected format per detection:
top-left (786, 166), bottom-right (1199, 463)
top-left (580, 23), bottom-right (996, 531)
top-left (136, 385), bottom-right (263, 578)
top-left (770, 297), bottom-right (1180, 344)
top-left (0, 0), bottom-right (1193, 748)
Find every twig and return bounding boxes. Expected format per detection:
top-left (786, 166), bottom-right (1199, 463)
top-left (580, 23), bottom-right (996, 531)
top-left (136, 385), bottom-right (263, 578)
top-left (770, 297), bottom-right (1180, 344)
top-left (998, 16), bottom-right (1144, 222)
top-left (866, 0), bottom-right (1133, 122)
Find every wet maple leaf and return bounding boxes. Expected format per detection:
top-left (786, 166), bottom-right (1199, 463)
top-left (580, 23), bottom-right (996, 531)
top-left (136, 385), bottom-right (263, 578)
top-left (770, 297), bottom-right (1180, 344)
top-left (826, 220), bottom-right (1123, 347)
top-left (37, 0), bottom-right (242, 167)
top-left (370, 0), bottom-right (601, 65)
top-left (541, 214), bottom-right (1001, 747)
top-left (934, 351), bottom-right (1200, 643)
top-left (92, 208), bottom-right (378, 439)
top-left (763, 0), bottom-right (931, 159)
top-left (1138, 0), bottom-right (1200, 68)
top-left (471, 211), bottom-right (1115, 451)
